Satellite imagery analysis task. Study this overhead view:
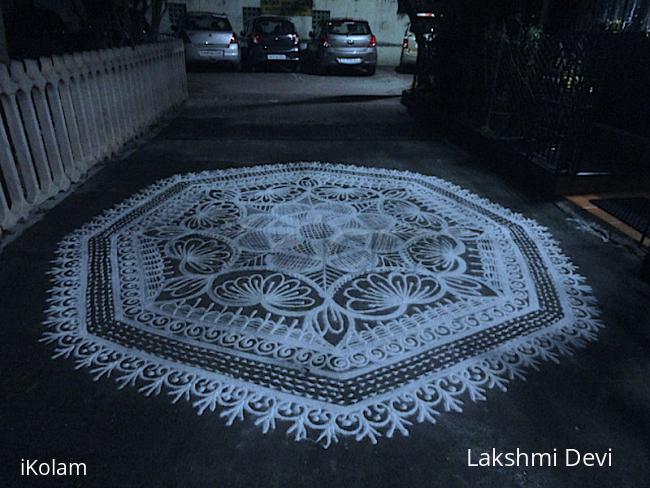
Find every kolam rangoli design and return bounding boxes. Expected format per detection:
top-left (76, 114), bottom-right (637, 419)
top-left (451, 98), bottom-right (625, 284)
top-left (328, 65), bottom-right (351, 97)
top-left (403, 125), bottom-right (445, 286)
top-left (44, 163), bottom-right (602, 446)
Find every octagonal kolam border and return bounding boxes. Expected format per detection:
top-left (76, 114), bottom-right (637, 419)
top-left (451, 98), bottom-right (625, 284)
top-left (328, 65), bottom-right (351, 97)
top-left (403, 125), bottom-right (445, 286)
top-left (43, 162), bottom-right (603, 447)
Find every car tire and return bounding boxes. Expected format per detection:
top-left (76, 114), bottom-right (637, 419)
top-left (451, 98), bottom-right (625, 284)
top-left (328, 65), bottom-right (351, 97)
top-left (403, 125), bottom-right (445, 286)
top-left (308, 64), bottom-right (320, 75)
top-left (314, 60), bottom-right (326, 75)
top-left (303, 57), bottom-right (317, 75)
top-left (398, 55), bottom-right (404, 71)
top-left (364, 65), bottom-right (376, 76)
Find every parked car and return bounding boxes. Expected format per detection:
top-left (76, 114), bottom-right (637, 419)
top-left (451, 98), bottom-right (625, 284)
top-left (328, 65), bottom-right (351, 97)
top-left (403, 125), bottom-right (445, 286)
top-left (304, 18), bottom-right (377, 75)
top-left (240, 16), bottom-right (301, 71)
top-left (175, 12), bottom-right (240, 69)
top-left (399, 24), bottom-right (418, 70)
top-left (399, 14), bottom-right (439, 71)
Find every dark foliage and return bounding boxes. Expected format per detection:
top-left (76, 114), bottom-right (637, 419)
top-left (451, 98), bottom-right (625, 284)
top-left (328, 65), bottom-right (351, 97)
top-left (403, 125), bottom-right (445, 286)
top-left (4, 0), bottom-right (167, 59)
top-left (410, 0), bottom-right (650, 176)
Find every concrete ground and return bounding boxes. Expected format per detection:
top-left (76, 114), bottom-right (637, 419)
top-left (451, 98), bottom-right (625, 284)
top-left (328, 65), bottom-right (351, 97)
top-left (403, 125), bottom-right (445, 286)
top-left (1, 67), bottom-right (649, 487)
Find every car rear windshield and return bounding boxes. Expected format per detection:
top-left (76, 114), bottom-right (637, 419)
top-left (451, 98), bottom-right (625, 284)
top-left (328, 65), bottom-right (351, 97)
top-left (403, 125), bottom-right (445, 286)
top-left (255, 19), bottom-right (295, 35)
top-left (326, 21), bottom-right (370, 35)
top-left (183, 15), bottom-right (232, 32)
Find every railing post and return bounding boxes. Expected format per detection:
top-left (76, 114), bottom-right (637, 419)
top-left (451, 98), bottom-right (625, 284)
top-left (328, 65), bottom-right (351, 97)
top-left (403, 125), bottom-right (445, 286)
top-left (61, 54), bottom-right (95, 170)
top-left (96, 49), bottom-right (120, 152)
top-left (39, 56), bottom-right (81, 183)
top-left (146, 45), bottom-right (156, 122)
top-left (111, 48), bottom-right (132, 143)
top-left (142, 45), bottom-right (156, 125)
top-left (24, 59), bottom-right (71, 191)
top-left (123, 47), bottom-right (142, 137)
top-left (50, 55), bottom-right (87, 175)
top-left (72, 52), bottom-right (102, 162)
top-left (82, 51), bottom-right (110, 155)
top-left (10, 60), bottom-right (58, 198)
top-left (0, 71), bottom-right (30, 228)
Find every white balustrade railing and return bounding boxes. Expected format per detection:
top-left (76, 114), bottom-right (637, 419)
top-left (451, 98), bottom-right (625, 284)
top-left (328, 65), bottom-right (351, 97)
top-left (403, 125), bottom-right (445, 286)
top-left (0, 40), bottom-right (187, 235)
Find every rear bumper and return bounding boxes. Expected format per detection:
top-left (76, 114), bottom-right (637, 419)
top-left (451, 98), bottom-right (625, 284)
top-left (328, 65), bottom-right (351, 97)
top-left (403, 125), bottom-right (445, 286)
top-left (185, 44), bottom-right (240, 64)
top-left (249, 46), bottom-right (301, 63)
top-left (319, 47), bottom-right (377, 67)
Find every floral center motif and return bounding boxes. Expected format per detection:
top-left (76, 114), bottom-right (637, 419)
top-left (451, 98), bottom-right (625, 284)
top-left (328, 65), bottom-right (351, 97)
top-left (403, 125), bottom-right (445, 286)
top-left (138, 177), bottom-right (502, 349)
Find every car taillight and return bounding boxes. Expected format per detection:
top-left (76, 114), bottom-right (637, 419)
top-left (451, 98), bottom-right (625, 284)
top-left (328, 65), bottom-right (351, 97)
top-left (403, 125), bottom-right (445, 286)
top-left (181, 31), bottom-right (191, 44)
top-left (369, 34), bottom-right (377, 48)
top-left (253, 33), bottom-right (262, 45)
top-left (229, 33), bottom-right (238, 45)
top-left (402, 37), bottom-right (408, 49)
top-left (320, 34), bottom-right (329, 48)
top-left (291, 33), bottom-right (300, 45)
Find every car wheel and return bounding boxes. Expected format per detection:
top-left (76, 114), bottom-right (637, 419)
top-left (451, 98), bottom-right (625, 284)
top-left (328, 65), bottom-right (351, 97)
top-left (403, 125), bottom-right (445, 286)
top-left (302, 56), bottom-right (314, 74)
top-left (364, 65), bottom-right (376, 76)
top-left (314, 60), bottom-right (326, 75)
top-left (232, 62), bottom-right (241, 72)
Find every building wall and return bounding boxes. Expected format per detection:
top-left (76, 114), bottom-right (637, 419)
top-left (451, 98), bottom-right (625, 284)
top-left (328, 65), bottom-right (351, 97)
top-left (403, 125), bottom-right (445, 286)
top-left (161, 0), bottom-right (409, 65)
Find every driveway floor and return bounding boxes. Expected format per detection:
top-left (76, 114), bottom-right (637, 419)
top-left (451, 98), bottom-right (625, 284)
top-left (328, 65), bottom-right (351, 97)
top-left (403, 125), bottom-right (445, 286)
top-left (1, 67), bottom-right (649, 487)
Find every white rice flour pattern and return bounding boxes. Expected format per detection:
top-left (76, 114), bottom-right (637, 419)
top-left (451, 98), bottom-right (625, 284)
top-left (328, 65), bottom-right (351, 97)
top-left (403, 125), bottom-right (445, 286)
top-left (44, 163), bottom-right (602, 446)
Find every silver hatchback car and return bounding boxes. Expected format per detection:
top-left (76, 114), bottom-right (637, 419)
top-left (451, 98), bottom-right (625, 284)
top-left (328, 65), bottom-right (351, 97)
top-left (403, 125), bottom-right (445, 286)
top-left (176, 12), bottom-right (240, 69)
top-left (304, 18), bottom-right (377, 75)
